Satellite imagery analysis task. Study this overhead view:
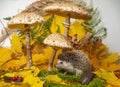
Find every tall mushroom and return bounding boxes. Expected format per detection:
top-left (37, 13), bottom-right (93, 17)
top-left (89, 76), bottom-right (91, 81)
top-left (44, 1), bottom-right (92, 37)
top-left (8, 12), bottom-right (45, 69)
top-left (43, 33), bottom-right (72, 71)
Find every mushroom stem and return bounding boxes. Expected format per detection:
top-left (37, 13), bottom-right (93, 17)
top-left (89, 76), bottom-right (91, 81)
top-left (63, 14), bottom-right (70, 37)
top-left (25, 29), bottom-right (32, 69)
top-left (48, 48), bottom-right (57, 71)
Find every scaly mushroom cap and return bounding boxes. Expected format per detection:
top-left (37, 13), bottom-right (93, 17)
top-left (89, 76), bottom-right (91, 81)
top-left (22, 0), bottom-right (56, 16)
top-left (22, 0), bottom-right (74, 16)
top-left (43, 33), bottom-right (72, 49)
top-left (44, 1), bottom-right (91, 20)
top-left (8, 12), bottom-right (45, 30)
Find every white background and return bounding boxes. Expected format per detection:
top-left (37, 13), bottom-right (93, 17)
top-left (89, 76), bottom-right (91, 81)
top-left (0, 0), bottom-right (120, 54)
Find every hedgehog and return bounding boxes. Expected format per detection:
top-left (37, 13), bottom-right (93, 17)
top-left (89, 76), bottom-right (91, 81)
top-left (55, 50), bottom-right (93, 84)
top-left (55, 50), bottom-right (91, 74)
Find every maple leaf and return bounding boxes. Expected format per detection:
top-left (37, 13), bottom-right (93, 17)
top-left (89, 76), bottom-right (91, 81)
top-left (94, 69), bottom-right (120, 86)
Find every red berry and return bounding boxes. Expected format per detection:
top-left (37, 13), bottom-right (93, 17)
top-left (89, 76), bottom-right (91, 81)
top-left (12, 76), bottom-right (19, 81)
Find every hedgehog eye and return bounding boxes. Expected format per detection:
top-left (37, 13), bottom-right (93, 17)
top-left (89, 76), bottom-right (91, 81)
top-left (60, 61), bottom-right (63, 64)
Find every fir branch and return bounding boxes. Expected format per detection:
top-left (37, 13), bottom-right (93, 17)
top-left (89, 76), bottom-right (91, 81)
top-left (82, 8), bottom-right (107, 41)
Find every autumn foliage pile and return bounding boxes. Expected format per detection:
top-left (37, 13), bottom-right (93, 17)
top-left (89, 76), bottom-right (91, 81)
top-left (0, 14), bottom-right (120, 87)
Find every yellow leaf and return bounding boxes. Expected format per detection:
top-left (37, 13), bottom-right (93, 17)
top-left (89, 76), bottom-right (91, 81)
top-left (106, 84), bottom-right (113, 87)
top-left (23, 74), bottom-right (41, 85)
top-left (32, 54), bottom-right (46, 65)
top-left (11, 83), bottom-right (30, 87)
top-left (30, 66), bottom-right (40, 76)
top-left (2, 59), bottom-right (26, 71)
top-left (44, 47), bottom-right (53, 58)
top-left (0, 48), bottom-right (12, 66)
top-left (95, 44), bottom-right (109, 57)
top-left (106, 64), bottom-right (120, 71)
top-left (0, 81), bottom-right (12, 87)
top-left (50, 15), bottom-right (65, 34)
top-left (46, 75), bottom-right (67, 85)
top-left (102, 53), bottom-right (118, 64)
top-left (31, 81), bottom-right (44, 87)
top-left (106, 84), bottom-right (120, 87)
top-left (22, 66), bottom-right (40, 77)
top-left (4, 72), bottom-right (16, 77)
top-left (90, 56), bottom-right (101, 70)
top-left (94, 69), bottom-right (120, 86)
top-left (70, 20), bottom-right (86, 39)
top-left (11, 33), bottom-right (23, 54)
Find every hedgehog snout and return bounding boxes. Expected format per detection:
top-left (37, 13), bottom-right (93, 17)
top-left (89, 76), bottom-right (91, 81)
top-left (55, 64), bottom-right (59, 68)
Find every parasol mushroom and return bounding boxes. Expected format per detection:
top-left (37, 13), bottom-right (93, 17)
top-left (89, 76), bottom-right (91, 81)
top-left (44, 1), bottom-right (92, 37)
top-left (8, 12), bottom-right (45, 69)
top-left (22, 0), bottom-right (56, 16)
top-left (22, 0), bottom-right (74, 16)
top-left (43, 33), bottom-right (72, 71)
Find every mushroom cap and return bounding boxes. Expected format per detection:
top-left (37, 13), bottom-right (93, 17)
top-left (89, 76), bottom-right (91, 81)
top-left (22, 0), bottom-right (56, 16)
top-left (44, 1), bottom-right (91, 20)
top-left (43, 33), bottom-right (73, 49)
top-left (22, 0), bottom-right (74, 16)
top-left (8, 12), bottom-right (45, 30)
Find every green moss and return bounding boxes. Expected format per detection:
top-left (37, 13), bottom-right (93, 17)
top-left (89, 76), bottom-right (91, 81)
top-left (37, 70), bottom-right (105, 87)
top-left (58, 73), bottom-right (82, 83)
top-left (87, 78), bottom-right (105, 87)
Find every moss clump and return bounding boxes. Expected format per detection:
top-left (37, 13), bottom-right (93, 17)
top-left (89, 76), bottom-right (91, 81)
top-left (37, 70), bottom-right (105, 87)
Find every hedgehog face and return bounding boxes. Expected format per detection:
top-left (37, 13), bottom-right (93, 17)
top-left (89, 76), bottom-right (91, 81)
top-left (55, 59), bottom-right (75, 73)
top-left (55, 60), bottom-right (70, 69)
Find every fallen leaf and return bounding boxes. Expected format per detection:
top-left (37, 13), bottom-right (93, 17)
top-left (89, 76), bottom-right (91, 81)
top-left (94, 69), bottom-right (120, 86)
top-left (46, 75), bottom-right (67, 85)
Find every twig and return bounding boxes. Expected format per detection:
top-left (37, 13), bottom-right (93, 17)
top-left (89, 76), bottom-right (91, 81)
top-left (0, 28), bottom-right (18, 43)
top-left (0, 20), bottom-right (11, 41)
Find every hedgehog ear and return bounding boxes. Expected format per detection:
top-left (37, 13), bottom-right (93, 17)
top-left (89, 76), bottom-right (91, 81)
top-left (58, 54), bottom-right (63, 60)
top-left (58, 54), bottom-right (61, 59)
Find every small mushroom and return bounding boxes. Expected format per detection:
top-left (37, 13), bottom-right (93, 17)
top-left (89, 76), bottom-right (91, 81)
top-left (44, 1), bottom-right (92, 37)
top-left (8, 12), bottom-right (45, 69)
top-left (43, 33), bottom-right (72, 71)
